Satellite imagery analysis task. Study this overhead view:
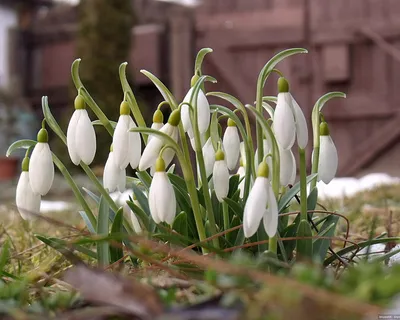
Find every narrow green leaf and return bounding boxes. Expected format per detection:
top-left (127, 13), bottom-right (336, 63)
top-left (210, 109), bottom-right (220, 151)
top-left (6, 139), bottom-right (36, 157)
top-left (228, 174), bottom-right (240, 199)
top-left (36, 235), bottom-right (97, 259)
top-left (296, 219), bottom-right (313, 261)
top-left (110, 207), bottom-right (124, 263)
top-left (140, 70), bottom-right (177, 109)
top-left (42, 96), bottom-right (67, 144)
top-left (79, 211), bottom-right (96, 234)
top-left (172, 212), bottom-right (188, 241)
top-left (135, 171), bottom-right (152, 190)
top-left (307, 187), bottom-right (318, 211)
top-left (224, 198), bottom-right (243, 220)
top-left (131, 183), bottom-right (150, 215)
top-left (313, 215), bottom-right (339, 263)
top-left (194, 48), bottom-right (213, 74)
top-left (0, 240), bottom-right (10, 275)
top-left (126, 200), bottom-right (150, 231)
top-left (92, 119), bottom-right (117, 128)
top-left (97, 196), bottom-right (110, 267)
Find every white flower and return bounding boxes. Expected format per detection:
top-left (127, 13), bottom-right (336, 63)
top-left (189, 132), bottom-right (206, 150)
top-left (149, 109), bottom-right (164, 143)
top-left (113, 102), bottom-right (141, 170)
top-left (148, 158), bottom-right (176, 225)
top-left (181, 87), bottom-right (210, 135)
top-left (149, 122), bottom-right (163, 143)
top-left (223, 119), bottom-right (240, 170)
top-left (318, 122), bottom-right (338, 184)
top-left (280, 146), bottom-right (296, 186)
top-left (103, 150), bottom-right (126, 192)
top-left (243, 162), bottom-right (278, 238)
top-left (213, 150), bottom-right (229, 202)
top-left (16, 160), bottom-right (41, 220)
top-left (274, 77), bottom-right (308, 150)
top-left (203, 137), bottom-right (215, 177)
top-left (67, 96), bottom-right (96, 165)
top-left (29, 129), bottom-right (54, 196)
top-left (237, 165), bottom-right (245, 198)
top-left (123, 203), bottom-right (142, 234)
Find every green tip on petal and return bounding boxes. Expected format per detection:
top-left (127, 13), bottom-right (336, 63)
top-left (191, 74), bottom-right (199, 87)
top-left (153, 109), bottom-right (164, 123)
top-left (120, 101), bottom-right (130, 115)
top-left (168, 110), bottom-right (181, 126)
top-left (277, 77), bottom-right (289, 93)
top-left (215, 149), bottom-right (225, 161)
top-left (21, 157), bottom-right (29, 172)
top-left (155, 157), bottom-right (166, 172)
top-left (227, 118), bottom-right (236, 127)
top-left (257, 161), bottom-right (269, 178)
top-left (74, 95), bottom-right (85, 110)
top-left (37, 128), bottom-right (48, 143)
top-left (320, 122), bottom-right (330, 136)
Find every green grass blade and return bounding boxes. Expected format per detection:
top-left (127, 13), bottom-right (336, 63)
top-left (97, 196), bottom-right (110, 267)
top-left (110, 207), bottom-right (124, 263)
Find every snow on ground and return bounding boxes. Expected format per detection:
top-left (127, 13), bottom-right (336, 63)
top-left (40, 200), bottom-right (74, 213)
top-left (316, 173), bottom-right (400, 199)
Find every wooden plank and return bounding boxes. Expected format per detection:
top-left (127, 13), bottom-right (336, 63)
top-left (321, 44), bottom-right (350, 82)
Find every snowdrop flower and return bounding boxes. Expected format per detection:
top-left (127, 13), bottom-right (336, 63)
top-left (29, 127), bottom-right (54, 196)
top-left (181, 87), bottom-right (210, 135)
top-left (148, 157), bottom-right (176, 225)
top-left (148, 109), bottom-right (164, 143)
top-left (280, 146), bottom-right (296, 186)
top-left (103, 146), bottom-right (126, 192)
top-left (203, 137), bottom-right (215, 177)
top-left (123, 201), bottom-right (142, 234)
top-left (237, 160), bottom-right (246, 198)
top-left (139, 109), bottom-right (180, 171)
top-left (274, 77), bottom-right (308, 150)
top-left (223, 118), bottom-right (240, 170)
top-left (213, 149), bottom-right (229, 202)
top-left (67, 95), bottom-right (96, 165)
top-left (112, 101), bottom-right (141, 170)
top-left (243, 162), bottom-right (278, 238)
top-left (317, 122), bottom-right (338, 184)
top-left (16, 156), bottom-right (41, 220)
top-left (189, 132), bottom-right (206, 150)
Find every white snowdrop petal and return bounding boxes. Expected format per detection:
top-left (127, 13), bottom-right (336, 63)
top-left (149, 172), bottom-right (176, 225)
top-left (128, 118), bottom-right (141, 169)
top-left (289, 149), bottom-right (297, 186)
top-left (237, 166), bottom-right (246, 198)
top-left (16, 172), bottom-right (41, 220)
top-left (280, 147), bottom-right (296, 186)
top-left (117, 168), bottom-right (126, 192)
top-left (29, 143), bottom-right (54, 196)
top-left (274, 92), bottom-right (296, 150)
top-left (66, 110), bottom-right (81, 165)
top-left (148, 122), bottom-right (164, 143)
top-left (223, 126), bottom-right (240, 170)
top-left (103, 152), bottom-right (121, 192)
top-left (291, 96), bottom-right (309, 149)
top-left (76, 109), bottom-right (96, 165)
top-left (213, 160), bottom-right (230, 202)
top-left (113, 115), bottom-right (131, 169)
top-left (319, 135), bottom-right (338, 184)
top-left (148, 178), bottom-right (161, 224)
top-left (123, 204), bottom-right (142, 233)
top-left (182, 88), bottom-right (210, 134)
top-left (243, 177), bottom-right (268, 238)
top-left (203, 138), bottom-right (215, 177)
top-left (263, 184), bottom-right (278, 237)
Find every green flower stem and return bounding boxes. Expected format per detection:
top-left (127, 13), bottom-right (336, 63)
top-left (222, 201), bottom-right (229, 238)
top-left (119, 63), bottom-right (148, 143)
top-left (299, 148), bottom-right (308, 221)
top-left (71, 59), bottom-right (114, 136)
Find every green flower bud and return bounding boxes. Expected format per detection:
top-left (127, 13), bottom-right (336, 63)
top-left (74, 95), bottom-right (85, 110)
top-left (191, 74), bottom-right (200, 87)
top-left (153, 109), bottom-right (164, 123)
top-left (215, 149), bottom-right (225, 161)
top-left (257, 161), bottom-right (269, 178)
top-left (155, 157), bottom-right (166, 172)
top-left (227, 118), bottom-right (236, 127)
top-left (320, 122), bottom-right (330, 136)
top-left (37, 128), bottom-right (48, 143)
top-left (120, 101), bottom-right (130, 115)
top-left (21, 157), bottom-right (29, 172)
top-left (168, 110), bottom-right (181, 126)
top-left (277, 77), bottom-right (289, 93)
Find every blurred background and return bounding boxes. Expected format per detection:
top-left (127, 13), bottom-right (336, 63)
top-left (1, 0), bottom-right (400, 183)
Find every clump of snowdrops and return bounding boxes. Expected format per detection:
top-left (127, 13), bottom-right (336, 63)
top-left (8, 48), bottom-right (349, 265)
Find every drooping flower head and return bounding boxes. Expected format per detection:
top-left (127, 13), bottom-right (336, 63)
top-left (223, 118), bottom-right (240, 170)
top-left (203, 137), bottom-right (215, 177)
top-left (149, 109), bottom-right (164, 142)
top-left (67, 95), bottom-right (97, 165)
top-left (16, 155), bottom-right (41, 220)
top-left (243, 162), bottom-right (278, 238)
top-left (113, 101), bottom-right (141, 170)
top-left (181, 87), bottom-right (211, 136)
top-left (139, 109), bottom-right (180, 171)
top-left (213, 148), bottom-right (229, 202)
top-left (317, 121), bottom-right (338, 184)
top-left (103, 145), bottom-right (126, 193)
top-left (29, 126), bottom-right (54, 196)
top-left (148, 157), bottom-right (177, 225)
top-left (274, 77), bottom-right (308, 150)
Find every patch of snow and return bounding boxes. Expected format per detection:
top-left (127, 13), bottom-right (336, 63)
top-left (109, 189), bottom-right (134, 206)
top-left (40, 200), bottom-right (73, 213)
top-left (317, 173), bottom-right (400, 199)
